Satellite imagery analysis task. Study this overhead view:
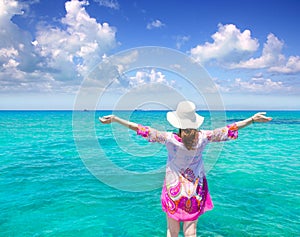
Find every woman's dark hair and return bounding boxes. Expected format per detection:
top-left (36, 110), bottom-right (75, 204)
top-left (178, 128), bottom-right (199, 150)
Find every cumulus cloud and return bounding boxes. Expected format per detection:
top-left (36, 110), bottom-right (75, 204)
top-left (230, 33), bottom-right (285, 69)
top-left (0, 47), bottom-right (18, 58)
top-left (230, 33), bottom-right (300, 74)
top-left (3, 59), bottom-right (19, 69)
top-left (0, 0), bottom-right (117, 93)
top-left (130, 69), bottom-right (167, 85)
top-left (190, 24), bottom-right (259, 64)
top-left (0, 0), bottom-right (38, 72)
top-left (190, 24), bottom-right (300, 74)
top-left (34, 0), bottom-right (117, 79)
top-left (113, 69), bottom-right (175, 91)
top-left (215, 74), bottom-right (291, 94)
top-left (0, 0), bottom-right (44, 92)
top-left (234, 77), bottom-right (284, 92)
top-left (146, 19), bottom-right (165, 30)
top-left (269, 56), bottom-right (300, 73)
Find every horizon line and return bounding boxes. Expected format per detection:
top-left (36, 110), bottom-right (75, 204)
top-left (1, 109), bottom-right (299, 112)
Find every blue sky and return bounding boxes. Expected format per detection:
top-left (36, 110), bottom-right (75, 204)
top-left (0, 0), bottom-right (300, 110)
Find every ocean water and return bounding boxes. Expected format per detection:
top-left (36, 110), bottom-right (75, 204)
top-left (0, 110), bottom-right (299, 237)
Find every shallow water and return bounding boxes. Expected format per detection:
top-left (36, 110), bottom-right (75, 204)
top-left (0, 110), bottom-right (299, 236)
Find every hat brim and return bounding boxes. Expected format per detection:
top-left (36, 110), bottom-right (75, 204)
top-left (167, 111), bottom-right (204, 129)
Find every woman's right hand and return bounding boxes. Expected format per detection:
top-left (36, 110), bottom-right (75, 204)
top-left (99, 115), bottom-right (115, 124)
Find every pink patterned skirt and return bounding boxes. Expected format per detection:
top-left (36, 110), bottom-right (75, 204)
top-left (161, 176), bottom-right (214, 221)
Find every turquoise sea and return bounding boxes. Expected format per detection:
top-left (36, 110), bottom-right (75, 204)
top-left (0, 110), bottom-right (299, 237)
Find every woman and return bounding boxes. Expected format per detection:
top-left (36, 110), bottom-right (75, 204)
top-left (99, 101), bottom-right (272, 237)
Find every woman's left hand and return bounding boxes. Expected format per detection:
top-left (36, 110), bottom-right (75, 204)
top-left (252, 112), bottom-right (272, 123)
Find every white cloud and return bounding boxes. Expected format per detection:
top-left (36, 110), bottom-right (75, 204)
top-left (190, 24), bottom-right (300, 75)
top-left (0, 0), bottom-right (37, 71)
top-left (222, 33), bottom-right (300, 74)
top-left (146, 19), bottom-right (165, 30)
top-left (93, 0), bottom-right (120, 10)
top-left (0, 0), bottom-right (117, 93)
top-left (190, 24), bottom-right (259, 64)
top-left (230, 33), bottom-right (285, 69)
top-left (269, 56), bottom-right (300, 73)
top-left (234, 77), bottom-right (283, 92)
top-left (0, 47), bottom-right (19, 58)
top-left (129, 69), bottom-right (169, 87)
top-left (0, 0), bottom-right (44, 92)
top-left (0, 0), bottom-right (23, 20)
top-left (34, 0), bottom-right (117, 78)
top-left (112, 69), bottom-right (175, 90)
top-left (3, 59), bottom-right (19, 69)
top-left (216, 75), bottom-right (291, 94)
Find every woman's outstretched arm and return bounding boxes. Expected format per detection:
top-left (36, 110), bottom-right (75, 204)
top-left (99, 115), bottom-right (139, 131)
top-left (236, 112), bottom-right (272, 129)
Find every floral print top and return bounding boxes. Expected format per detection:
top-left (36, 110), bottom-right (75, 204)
top-left (137, 123), bottom-right (238, 221)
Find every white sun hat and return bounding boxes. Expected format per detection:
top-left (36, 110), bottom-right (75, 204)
top-left (167, 101), bottom-right (204, 129)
